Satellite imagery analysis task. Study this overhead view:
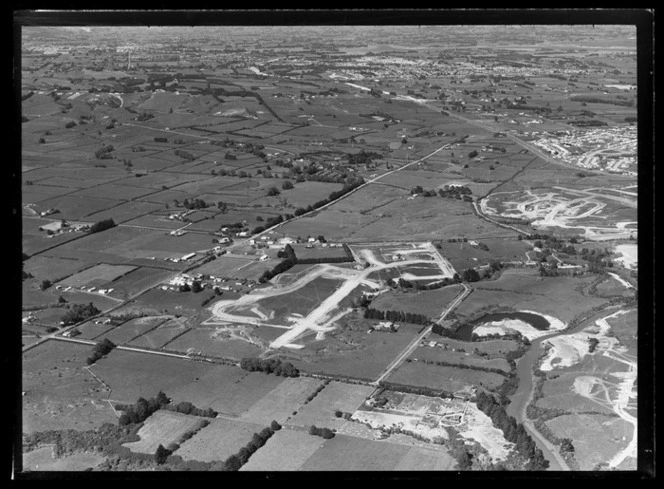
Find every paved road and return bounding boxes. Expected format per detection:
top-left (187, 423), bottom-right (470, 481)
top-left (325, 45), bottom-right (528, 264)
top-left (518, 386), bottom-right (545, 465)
top-left (372, 283), bottom-right (471, 386)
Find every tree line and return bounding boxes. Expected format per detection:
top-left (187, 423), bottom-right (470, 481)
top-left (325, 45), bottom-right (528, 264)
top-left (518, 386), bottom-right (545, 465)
top-left (475, 391), bottom-right (549, 470)
top-left (89, 218), bottom-right (117, 234)
top-left (363, 307), bottom-right (432, 326)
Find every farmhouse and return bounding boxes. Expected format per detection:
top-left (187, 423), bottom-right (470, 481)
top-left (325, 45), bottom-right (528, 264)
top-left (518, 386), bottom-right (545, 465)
top-left (182, 252), bottom-right (196, 261)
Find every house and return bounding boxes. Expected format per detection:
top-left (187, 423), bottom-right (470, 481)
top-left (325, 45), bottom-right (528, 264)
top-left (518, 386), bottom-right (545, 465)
top-left (259, 255), bottom-right (269, 261)
top-left (182, 252), bottom-right (196, 261)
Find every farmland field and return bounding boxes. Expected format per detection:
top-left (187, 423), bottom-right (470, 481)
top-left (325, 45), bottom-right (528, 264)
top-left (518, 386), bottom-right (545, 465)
top-left (20, 23), bottom-right (643, 474)
top-left (286, 381), bottom-right (375, 430)
top-left (369, 284), bottom-right (465, 319)
top-left (22, 340), bottom-right (118, 433)
top-left (386, 360), bottom-right (506, 393)
top-left (298, 433), bottom-right (455, 471)
top-left (22, 447), bottom-right (105, 472)
top-left (240, 377), bottom-right (325, 425)
top-left (545, 414), bottom-right (634, 470)
top-left (175, 417), bottom-right (267, 463)
top-left (239, 428), bottom-right (326, 471)
top-left (122, 410), bottom-right (208, 454)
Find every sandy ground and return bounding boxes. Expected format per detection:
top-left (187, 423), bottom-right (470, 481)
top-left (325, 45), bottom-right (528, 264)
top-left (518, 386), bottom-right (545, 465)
top-left (206, 245), bottom-right (457, 349)
top-left (607, 272), bottom-right (634, 289)
top-left (613, 244), bottom-right (638, 269)
top-left (481, 188), bottom-right (637, 241)
top-left (539, 309), bottom-right (637, 469)
top-left (474, 310), bottom-right (565, 341)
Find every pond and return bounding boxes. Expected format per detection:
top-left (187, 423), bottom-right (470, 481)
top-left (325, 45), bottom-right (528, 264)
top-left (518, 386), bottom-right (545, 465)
top-left (454, 311), bottom-right (551, 341)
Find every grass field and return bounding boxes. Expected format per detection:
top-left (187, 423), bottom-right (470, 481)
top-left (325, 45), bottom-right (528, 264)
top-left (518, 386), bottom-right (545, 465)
top-left (240, 377), bottom-right (325, 425)
top-left (455, 268), bottom-right (612, 324)
top-left (58, 264), bottom-right (137, 289)
top-left (122, 410), bottom-right (208, 454)
top-left (256, 276), bottom-right (342, 324)
top-left (23, 255), bottom-right (90, 283)
top-left (290, 323), bottom-right (420, 380)
top-left (23, 340), bottom-right (117, 433)
top-left (22, 446), bottom-right (105, 472)
top-left (91, 349), bottom-right (285, 416)
top-left (101, 316), bottom-right (170, 345)
top-left (370, 284), bottom-right (464, 319)
top-left (76, 319), bottom-right (119, 340)
top-left (239, 427), bottom-right (326, 471)
top-left (410, 346), bottom-right (512, 374)
top-left (298, 433), bottom-right (455, 471)
top-left (286, 381), bottom-right (375, 431)
top-left (545, 414), bottom-right (634, 470)
top-left (386, 361), bottom-right (506, 393)
top-left (175, 417), bottom-right (267, 463)
top-left (165, 327), bottom-right (266, 359)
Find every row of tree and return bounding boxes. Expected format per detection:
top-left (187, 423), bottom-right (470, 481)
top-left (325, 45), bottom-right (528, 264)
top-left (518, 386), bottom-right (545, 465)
top-left (220, 423), bottom-right (280, 471)
top-left (240, 357), bottom-right (300, 377)
top-left (117, 391), bottom-right (170, 426)
top-left (363, 308), bottom-right (432, 326)
top-left (89, 218), bottom-right (117, 234)
top-left (162, 401), bottom-right (217, 418)
top-left (475, 391), bottom-right (549, 470)
top-left (174, 149), bottom-right (195, 161)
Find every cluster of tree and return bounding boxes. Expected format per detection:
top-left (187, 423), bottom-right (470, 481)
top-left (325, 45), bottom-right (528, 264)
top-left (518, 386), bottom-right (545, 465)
top-left (363, 308), bottom-right (432, 326)
top-left (22, 422), bottom-right (141, 461)
top-left (410, 186), bottom-right (438, 197)
top-left (252, 214), bottom-right (285, 235)
top-left (154, 137), bottom-right (168, 143)
top-left (94, 145), bottom-right (115, 159)
top-left (346, 149), bottom-right (383, 166)
top-left (87, 337), bottom-right (116, 365)
top-left (240, 357), bottom-right (299, 377)
top-left (391, 276), bottom-right (460, 292)
top-left (132, 146), bottom-right (146, 152)
top-left (174, 149), bottom-right (195, 161)
top-left (61, 302), bottom-right (101, 326)
top-left (438, 185), bottom-right (473, 200)
top-left (468, 150), bottom-right (479, 158)
top-left (475, 391), bottom-right (549, 470)
top-left (568, 119), bottom-right (608, 127)
top-left (308, 425), bottom-right (335, 439)
top-left (266, 186), bottom-right (280, 196)
top-left (65, 121), bottom-right (77, 129)
top-left (462, 268), bottom-right (481, 282)
top-left (117, 391), bottom-right (170, 426)
top-left (181, 198), bottom-right (208, 210)
top-left (431, 323), bottom-right (468, 341)
top-left (89, 218), bottom-right (117, 234)
top-left (224, 153), bottom-right (237, 160)
top-left (580, 247), bottom-right (613, 272)
top-left (587, 337), bottom-right (600, 353)
top-left (162, 401), bottom-right (217, 418)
